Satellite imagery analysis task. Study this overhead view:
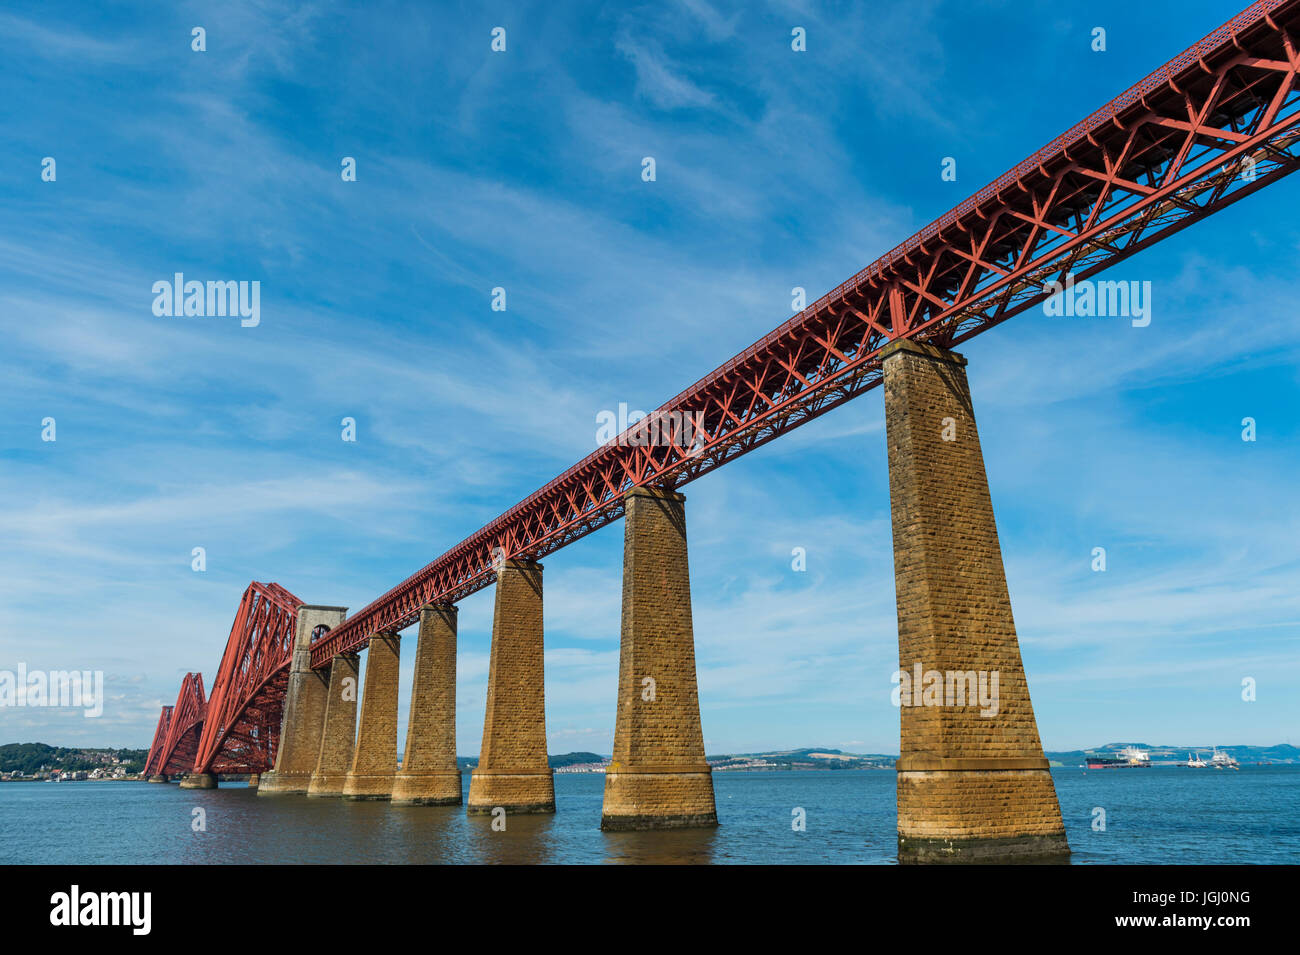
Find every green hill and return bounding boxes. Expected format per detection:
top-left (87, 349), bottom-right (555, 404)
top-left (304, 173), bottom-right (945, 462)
top-left (0, 742), bottom-right (148, 775)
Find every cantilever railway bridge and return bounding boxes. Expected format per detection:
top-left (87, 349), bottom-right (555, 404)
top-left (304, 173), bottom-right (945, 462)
top-left (147, 0), bottom-right (1300, 787)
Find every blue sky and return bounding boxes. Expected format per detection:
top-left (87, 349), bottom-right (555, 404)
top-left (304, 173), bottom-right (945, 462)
top-left (1, 0), bottom-right (1297, 757)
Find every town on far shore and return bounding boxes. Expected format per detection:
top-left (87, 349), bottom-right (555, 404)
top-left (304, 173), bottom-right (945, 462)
top-left (3, 742), bottom-right (1297, 782)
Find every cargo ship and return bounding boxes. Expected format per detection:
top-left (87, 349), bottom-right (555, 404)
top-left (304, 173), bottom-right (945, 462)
top-left (1085, 746), bottom-right (1151, 769)
top-left (1210, 747), bottom-right (1239, 770)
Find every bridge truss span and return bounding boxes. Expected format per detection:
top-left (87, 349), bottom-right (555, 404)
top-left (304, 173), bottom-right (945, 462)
top-left (192, 583), bottom-right (303, 775)
top-left (150, 673), bottom-right (206, 777)
top-left (308, 0), bottom-right (1300, 667)
top-left (145, 583), bottom-right (302, 778)
top-left (142, 706), bottom-right (173, 777)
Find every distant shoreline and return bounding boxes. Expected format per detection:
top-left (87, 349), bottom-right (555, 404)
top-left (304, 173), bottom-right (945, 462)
top-left (4, 742), bottom-right (1296, 781)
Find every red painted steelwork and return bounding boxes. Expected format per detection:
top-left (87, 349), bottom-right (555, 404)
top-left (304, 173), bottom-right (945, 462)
top-left (309, 0), bottom-right (1300, 667)
top-left (192, 582), bottom-right (302, 775)
top-left (153, 673), bottom-right (206, 776)
top-left (143, 706), bottom-right (173, 777)
top-left (144, 583), bottom-right (300, 777)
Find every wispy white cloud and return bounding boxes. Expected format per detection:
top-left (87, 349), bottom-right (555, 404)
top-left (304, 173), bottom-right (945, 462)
top-left (0, 12), bottom-right (141, 65)
top-left (616, 34), bottom-right (718, 110)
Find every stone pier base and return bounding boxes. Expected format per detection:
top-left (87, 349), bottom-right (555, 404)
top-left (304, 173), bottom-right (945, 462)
top-left (601, 770), bottom-right (717, 830)
top-left (308, 771), bottom-right (352, 798)
top-left (146, 774), bottom-right (169, 784)
top-left (257, 772), bottom-right (311, 795)
top-left (246, 774), bottom-right (260, 788)
top-left (179, 772), bottom-right (217, 789)
top-left (465, 771), bottom-right (554, 814)
top-left (392, 772), bottom-right (463, 806)
top-left (897, 765), bottom-right (1070, 862)
top-left (343, 777), bottom-right (396, 800)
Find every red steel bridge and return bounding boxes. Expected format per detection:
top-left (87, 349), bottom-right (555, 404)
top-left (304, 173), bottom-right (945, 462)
top-left (144, 584), bottom-right (300, 777)
top-left (147, 0), bottom-right (1300, 778)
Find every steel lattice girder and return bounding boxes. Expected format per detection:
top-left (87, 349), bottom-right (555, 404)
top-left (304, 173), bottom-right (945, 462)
top-left (154, 672), bottom-right (206, 776)
top-left (143, 705), bottom-right (173, 776)
top-left (306, 0), bottom-right (1300, 667)
top-left (192, 582), bottom-right (302, 775)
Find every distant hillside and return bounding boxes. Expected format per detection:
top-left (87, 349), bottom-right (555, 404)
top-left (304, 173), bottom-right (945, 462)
top-left (712, 744), bottom-right (1299, 770)
top-left (453, 752), bottom-right (607, 770)
top-left (449, 744), bottom-right (1299, 772)
top-left (11, 740), bottom-right (1294, 776)
top-left (548, 752), bottom-right (605, 768)
top-left (709, 747), bottom-right (894, 770)
top-left (0, 742), bottom-right (147, 775)
top-left (1044, 743), bottom-right (1300, 766)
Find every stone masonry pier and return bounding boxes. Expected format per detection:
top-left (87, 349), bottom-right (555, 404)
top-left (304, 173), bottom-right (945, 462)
top-left (259, 605), bottom-right (347, 796)
top-left (392, 604), bottom-right (462, 806)
top-left (308, 651), bottom-right (360, 797)
top-left (881, 338), bottom-right (1068, 862)
top-left (601, 487), bottom-right (716, 830)
top-left (467, 559), bottom-right (555, 814)
top-left (343, 632), bottom-right (401, 800)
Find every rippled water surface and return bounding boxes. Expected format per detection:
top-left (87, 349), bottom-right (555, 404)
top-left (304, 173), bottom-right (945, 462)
top-left (3, 767), bottom-right (1297, 864)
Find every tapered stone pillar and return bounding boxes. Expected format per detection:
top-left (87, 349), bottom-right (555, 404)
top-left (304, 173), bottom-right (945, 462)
top-left (247, 774), bottom-right (260, 788)
top-left (602, 487), bottom-right (716, 830)
top-left (392, 604), bottom-right (462, 806)
top-left (259, 605), bottom-right (347, 795)
top-left (468, 559), bottom-right (555, 814)
top-left (308, 652), bottom-right (360, 797)
top-left (882, 338), bottom-right (1068, 863)
top-left (343, 633), bottom-right (401, 800)
top-left (179, 772), bottom-right (217, 789)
